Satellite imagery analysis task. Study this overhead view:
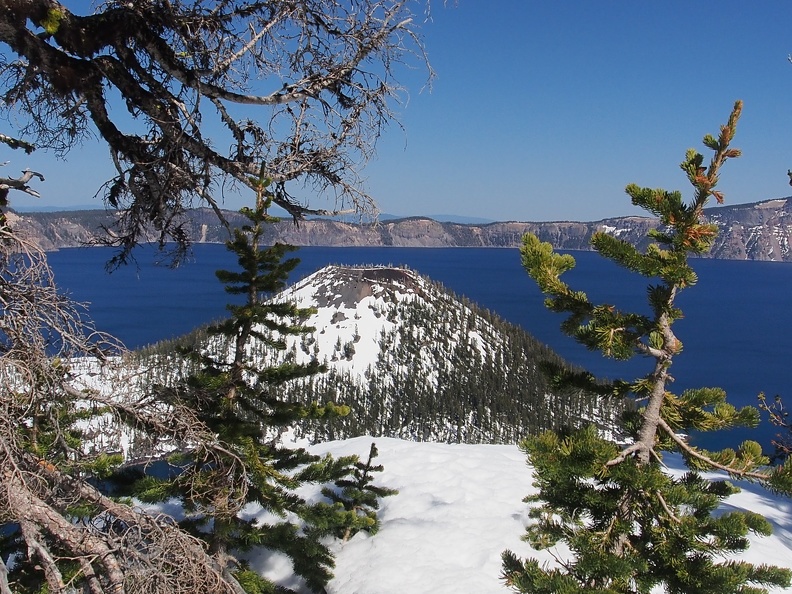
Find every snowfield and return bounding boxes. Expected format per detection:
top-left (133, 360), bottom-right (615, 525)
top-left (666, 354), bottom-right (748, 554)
top-left (248, 436), bottom-right (792, 594)
top-left (88, 262), bottom-right (792, 592)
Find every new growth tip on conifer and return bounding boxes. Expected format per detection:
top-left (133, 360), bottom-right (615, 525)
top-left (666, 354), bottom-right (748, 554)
top-left (503, 101), bottom-right (792, 593)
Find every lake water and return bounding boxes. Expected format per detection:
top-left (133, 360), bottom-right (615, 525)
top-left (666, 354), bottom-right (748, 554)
top-left (47, 244), bottom-right (792, 452)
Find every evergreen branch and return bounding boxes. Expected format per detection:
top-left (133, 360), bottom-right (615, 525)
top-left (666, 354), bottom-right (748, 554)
top-left (591, 231), bottom-right (662, 278)
top-left (605, 442), bottom-right (647, 467)
top-left (654, 490), bottom-right (681, 524)
top-left (505, 102), bottom-right (792, 593)
top-left (657, 417), bottom-right (772, 482)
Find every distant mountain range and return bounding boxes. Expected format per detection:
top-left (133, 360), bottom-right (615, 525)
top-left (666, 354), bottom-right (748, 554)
top-left (10, 196), bottom-right (792, 261)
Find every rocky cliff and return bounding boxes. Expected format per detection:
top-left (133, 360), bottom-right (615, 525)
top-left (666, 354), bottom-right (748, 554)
top-left (11, 196), bottom-right (792, 261)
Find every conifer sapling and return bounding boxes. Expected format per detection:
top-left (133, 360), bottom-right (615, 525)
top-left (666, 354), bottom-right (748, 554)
top-left (311, 442), bottom-right (398, 543)
top-left (502, 101), bottom-right (792, 594)
top-left (133, 168), bottom-right (353, 593)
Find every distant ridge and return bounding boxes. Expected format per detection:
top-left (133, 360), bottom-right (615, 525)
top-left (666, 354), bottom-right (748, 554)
top-left (12, 204), bottom-right (102, 213)
top-left (307, 212), bottom-right (495, 224)
top-left (420, 214), bottom-right (495, 224)
top-left (10, 196), bottom-right (792, 261)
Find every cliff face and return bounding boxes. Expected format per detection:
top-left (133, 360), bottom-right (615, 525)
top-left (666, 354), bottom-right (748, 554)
top-left (11, 197), bottom-right (792, 261)
top-left (705, 198), bottom-right (792, 261)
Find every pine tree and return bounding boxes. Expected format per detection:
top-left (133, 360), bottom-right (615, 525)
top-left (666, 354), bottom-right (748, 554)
top-left (502, 101), bottom-right (792, 593)
top-left (310, 442), bottom-right (398, 543)
top-left (134, 171), bottom-right (352, 593)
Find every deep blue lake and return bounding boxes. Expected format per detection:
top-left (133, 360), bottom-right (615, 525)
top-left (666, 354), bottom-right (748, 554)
top-left (47, 244), bottom-right (792, 453)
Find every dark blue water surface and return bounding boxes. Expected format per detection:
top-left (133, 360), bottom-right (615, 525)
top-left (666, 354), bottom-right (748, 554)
top-left (47, 244), bottom-right (792, 452)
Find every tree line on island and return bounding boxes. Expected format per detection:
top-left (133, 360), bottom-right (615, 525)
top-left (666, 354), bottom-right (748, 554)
top-left (131, 267), bottom-right (624, 447)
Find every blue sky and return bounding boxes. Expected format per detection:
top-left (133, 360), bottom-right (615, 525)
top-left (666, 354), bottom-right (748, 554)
top-left (8, 1), bottom-right (792, 221)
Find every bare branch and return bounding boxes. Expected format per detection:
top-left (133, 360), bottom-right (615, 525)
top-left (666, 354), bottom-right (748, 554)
top-left (0, 0), bottom-right (432, 261)
top-left (654, 490), bottom-right (681, 524)
top-left (19, 520), bottom-right (66, 592)
top-left (0, 167), bottom-right (45, 198)
top-left (0, 555), bottom-right (12, 594)
top-left (0, 132), bottom-right (35, 153)
top-left (605, 442), bottom-right (647, 467)
top-left (0, 213), bottom-right (248, 592)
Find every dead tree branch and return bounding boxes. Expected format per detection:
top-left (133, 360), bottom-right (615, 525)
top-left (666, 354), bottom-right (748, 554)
top-left (0, 0), bottom-right (432, 262)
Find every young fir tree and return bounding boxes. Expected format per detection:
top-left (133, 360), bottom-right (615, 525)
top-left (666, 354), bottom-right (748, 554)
top-left (134, 173), bottom-right (353, 593)
top-left (501, 101), bottom-right (792, 593)
top-left (310, 442), bottom-right (398, 543)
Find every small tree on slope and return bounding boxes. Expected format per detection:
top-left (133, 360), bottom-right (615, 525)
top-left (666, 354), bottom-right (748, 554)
top-left (502, 101), bottom-right (792, 593)
top-left (133, 174), bottom-right (353, 593)
top-left (311, 442), bottom-right (399, 543)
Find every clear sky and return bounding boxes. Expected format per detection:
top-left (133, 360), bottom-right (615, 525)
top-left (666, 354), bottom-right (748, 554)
top-left (7, 1), bottom-right (792, 222)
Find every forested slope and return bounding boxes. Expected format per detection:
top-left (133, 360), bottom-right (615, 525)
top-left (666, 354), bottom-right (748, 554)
top-left (129, 265), bottom-right (622, 447)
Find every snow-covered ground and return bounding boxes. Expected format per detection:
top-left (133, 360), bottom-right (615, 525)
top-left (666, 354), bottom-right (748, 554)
top-left (81, 262), bottom-right (792, 592)
top-left (275, 265), bottom-right (504, 385)
top-left (269, 436), bottom-right (792, 594)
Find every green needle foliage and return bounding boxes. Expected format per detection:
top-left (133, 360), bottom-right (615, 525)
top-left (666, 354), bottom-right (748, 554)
top-left (502, 101), bottom-right (792, 594)
top-left (309, 442), bottom-right (398, 543)
top-left (133, 174), bottom-right (353, 593)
